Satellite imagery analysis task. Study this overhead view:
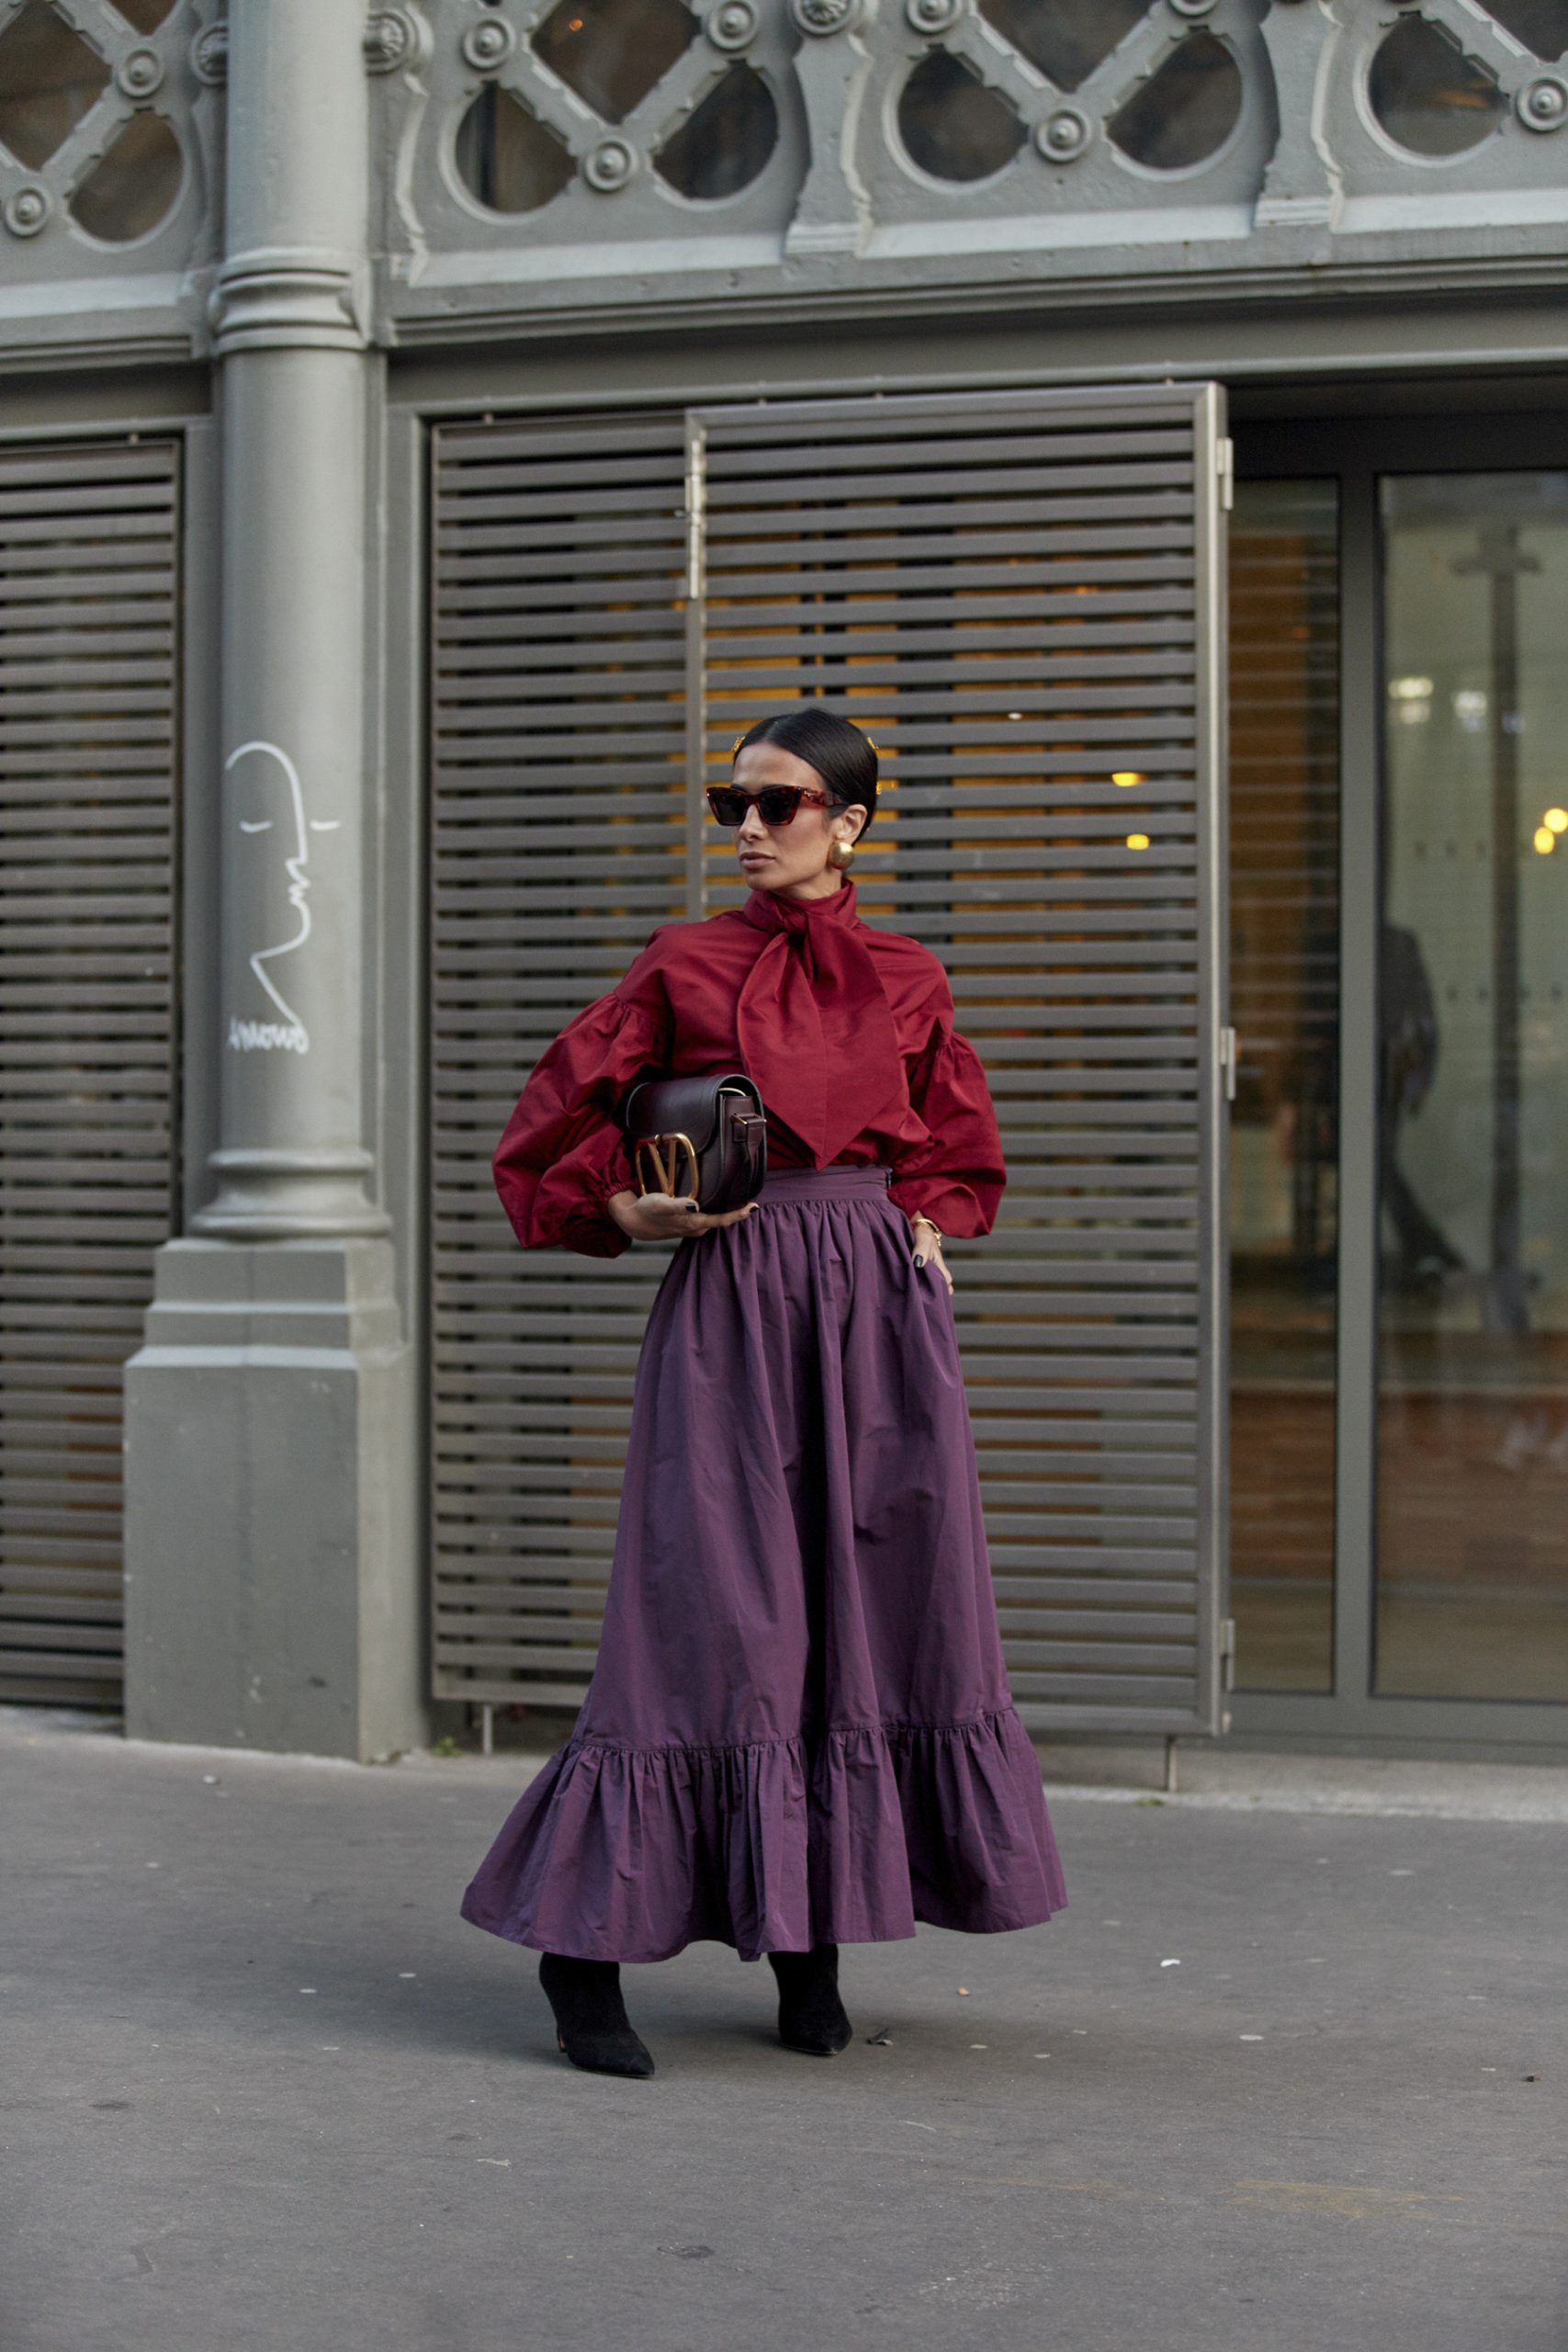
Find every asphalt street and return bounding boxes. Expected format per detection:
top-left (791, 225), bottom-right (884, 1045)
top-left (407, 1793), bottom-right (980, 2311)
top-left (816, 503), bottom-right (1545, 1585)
top-left (5, 1709), bottom-right (1565, 2352)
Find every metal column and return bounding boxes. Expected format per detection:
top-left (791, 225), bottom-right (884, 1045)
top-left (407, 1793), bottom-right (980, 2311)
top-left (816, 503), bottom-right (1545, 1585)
top-left (122, 0), bottom-right (423, 1760)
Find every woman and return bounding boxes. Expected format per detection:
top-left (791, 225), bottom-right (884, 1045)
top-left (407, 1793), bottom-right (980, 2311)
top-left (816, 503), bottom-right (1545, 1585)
top-left (460, 708), bottom-right (1066, 2078)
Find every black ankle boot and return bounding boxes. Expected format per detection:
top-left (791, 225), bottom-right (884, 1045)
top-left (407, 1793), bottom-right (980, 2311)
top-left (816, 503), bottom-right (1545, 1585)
top-left (769, 1942), bottom-right (853, 2057)
top-left (538, 1953), bottom-right (655, 2078)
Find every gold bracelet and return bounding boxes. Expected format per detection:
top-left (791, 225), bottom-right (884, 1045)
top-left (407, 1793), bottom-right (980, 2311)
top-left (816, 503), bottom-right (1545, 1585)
top-left (911, 1213), bottom-right (944, 1247)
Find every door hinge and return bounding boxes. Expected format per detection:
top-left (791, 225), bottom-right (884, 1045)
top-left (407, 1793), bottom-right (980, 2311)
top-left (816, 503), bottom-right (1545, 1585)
top-left (1219, 1615), bottom-right (1236, 1695)
top-left (1218, 1024), bottom-right (1238, 1102)
top-left (1216, 435), bottom-right (1235, 514)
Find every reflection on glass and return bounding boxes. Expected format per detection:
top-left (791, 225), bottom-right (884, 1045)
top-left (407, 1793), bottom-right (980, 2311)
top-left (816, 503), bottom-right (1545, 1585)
top-left (456, 87), bottom-right (575, 214)
top-left (1106, 31), bottom-right (1243, 171)
top-left (1377, 473), bottom-right (1568, 1702)
top-left (1228, 483), bottom-right (1340, 1693)
top-left (533, 0), bottom-right (695, 122)
top-left (0, 0), bottom-right (110, 170)
top-left (654, 63), bottom-right (777, 200)
top-left (977, 0), bottom-right (1151, 91)
top-left (68, 110), bottom-right (182, 242)
top-left (106, 0), bottom-right (176, 28)
top-left (1368, 18), bottom-right (1505, 157)
top-left (1479, 0), bottom-right (1568, 62)
top-left (898, 50), bottom-right (1023, 182)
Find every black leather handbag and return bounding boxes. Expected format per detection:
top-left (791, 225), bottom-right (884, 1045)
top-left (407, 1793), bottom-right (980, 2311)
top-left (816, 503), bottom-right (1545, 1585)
top-left (621, 1073), bottom-right (768, 1215)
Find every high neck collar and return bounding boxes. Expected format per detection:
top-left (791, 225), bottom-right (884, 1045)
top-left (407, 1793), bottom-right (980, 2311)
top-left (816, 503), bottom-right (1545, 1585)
top-left (740, 879), bottom-right (859, 935)
top-left (732, 876), bottom-right (900, 1165)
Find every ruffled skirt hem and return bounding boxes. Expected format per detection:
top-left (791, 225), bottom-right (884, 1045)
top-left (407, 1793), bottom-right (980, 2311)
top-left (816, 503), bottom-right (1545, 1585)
top-left (458, 1704), bottom-right (1066, 1964)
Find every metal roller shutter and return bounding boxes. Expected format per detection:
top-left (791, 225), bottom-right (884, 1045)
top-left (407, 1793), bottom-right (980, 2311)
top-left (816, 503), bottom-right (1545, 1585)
top-left (431, 415), bottom-right (693, 1704)
top-left (0, 437), bottom-right (181, 1707)
top-left (431, 386), bottom-right (1230, 1736)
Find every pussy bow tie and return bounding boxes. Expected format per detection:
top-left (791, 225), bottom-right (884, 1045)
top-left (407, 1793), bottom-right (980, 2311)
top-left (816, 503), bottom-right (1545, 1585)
top-left (736, 882), bottom-right (908, 1166)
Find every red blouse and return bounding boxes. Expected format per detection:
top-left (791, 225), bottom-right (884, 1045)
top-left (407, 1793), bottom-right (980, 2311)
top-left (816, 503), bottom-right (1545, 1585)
top-left (492, 879), bottom-right (1006, 1259)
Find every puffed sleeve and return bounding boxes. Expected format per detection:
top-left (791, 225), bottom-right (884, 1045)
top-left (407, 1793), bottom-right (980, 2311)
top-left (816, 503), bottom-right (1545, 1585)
top-left (491, 947), bottom-right (670, 1260)
top-left (889, 978), bottom-right (1006, 1238)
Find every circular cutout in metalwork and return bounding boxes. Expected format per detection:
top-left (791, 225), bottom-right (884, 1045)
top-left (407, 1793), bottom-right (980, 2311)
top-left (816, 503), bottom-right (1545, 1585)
top-left (1367, 17), bottom-right (1505, 156)
top-left (1107, 29), bottom-right (1242, 170)
top-left (907, 0), bottom-right (964, 34)
top-left (455, 85), bottom-right (575, 210)
top-left (68, 111), bottom-right (184, 242)
top-left (707, 0), bottom-right (759, 49)
top-left (897, 49), bottom-right (1024, 181)
top-left (0, 2), bottom-right (113, 169)
top-left (1483, 0), bottom-right (1568, 62)
top-left (3, 183), bottom-right (51, 237)
top-left (461, 16), bottom-right (516, 69)
top-left (534, 0), bottom-right (696, 121)
top-left (584, 133), bottom-right (637, 188)
top-left (1517, 71), bottom-right (1568, 129)
top-left (1035, 104), bottom-right (1091, 161)
top-left (655, 60), bottom-right (776, 197)
top-left (979, 0), bottom-right (1150, 94)
top-left (1168, 0), bottom-right (1216, 17)
top-left (117, 45), bottom-right (165, 98)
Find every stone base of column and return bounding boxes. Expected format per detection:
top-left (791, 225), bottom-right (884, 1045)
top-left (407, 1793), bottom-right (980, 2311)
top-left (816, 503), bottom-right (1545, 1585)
top-left (123, 1239), bottom-right (427, 1761)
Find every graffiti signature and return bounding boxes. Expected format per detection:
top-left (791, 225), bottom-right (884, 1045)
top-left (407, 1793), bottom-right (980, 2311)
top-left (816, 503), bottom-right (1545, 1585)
top-left (225, 740), bottom-right (339, 1055)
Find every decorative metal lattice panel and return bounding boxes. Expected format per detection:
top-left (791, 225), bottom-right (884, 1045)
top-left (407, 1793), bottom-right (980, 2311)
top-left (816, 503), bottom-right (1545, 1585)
top-left (0, 0), bottom-right (221, 281)
top-left (431, 385), bottom-right (1230, 1734)
top-left (0, 435), bottom-right (180, 1706)
top-left (376, 0), bottom-right (1568, 348)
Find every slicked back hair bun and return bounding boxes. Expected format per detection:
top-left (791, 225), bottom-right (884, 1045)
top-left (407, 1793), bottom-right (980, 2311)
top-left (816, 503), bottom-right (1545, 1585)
top-left (732, 707), bottom-right (878, 832)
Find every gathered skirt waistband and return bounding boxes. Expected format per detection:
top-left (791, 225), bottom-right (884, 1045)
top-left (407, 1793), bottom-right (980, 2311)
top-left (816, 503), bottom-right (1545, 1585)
top-left (755, 1165), bottom-right (892, 1204)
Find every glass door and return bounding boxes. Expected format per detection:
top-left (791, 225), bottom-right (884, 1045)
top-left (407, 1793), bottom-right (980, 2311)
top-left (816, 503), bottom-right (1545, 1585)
top-left (1230, 419), bottom-right (1568, 1745)
top-left (1376, 472), bottom-right (1568, 1702)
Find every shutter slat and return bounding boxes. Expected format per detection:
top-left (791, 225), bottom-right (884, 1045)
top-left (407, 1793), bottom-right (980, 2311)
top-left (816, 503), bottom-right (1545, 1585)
top-left (431, 414), bottom-right (689, 1706)
top-left (428, 390), bottom-right (1224, 1732)
top-left (0, 436), bottom-right (178, 1708)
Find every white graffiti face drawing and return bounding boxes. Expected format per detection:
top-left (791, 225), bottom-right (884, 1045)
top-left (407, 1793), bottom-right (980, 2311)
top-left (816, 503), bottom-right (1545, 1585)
top-left (227, 741), bottom-right (340, 1056)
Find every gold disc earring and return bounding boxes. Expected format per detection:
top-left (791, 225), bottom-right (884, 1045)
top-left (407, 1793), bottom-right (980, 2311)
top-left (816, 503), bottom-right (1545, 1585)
top-left (829, 838), bottom-right (855, 871)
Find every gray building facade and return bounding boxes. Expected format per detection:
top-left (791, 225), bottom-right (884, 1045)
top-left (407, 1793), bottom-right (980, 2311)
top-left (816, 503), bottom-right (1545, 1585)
top-left (1, 0), bottom-right (1565, 1759)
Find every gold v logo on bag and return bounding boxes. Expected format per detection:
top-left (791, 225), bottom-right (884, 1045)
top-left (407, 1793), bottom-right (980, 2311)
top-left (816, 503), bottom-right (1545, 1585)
top-left (635, 1132), bottom-right (700, 1199)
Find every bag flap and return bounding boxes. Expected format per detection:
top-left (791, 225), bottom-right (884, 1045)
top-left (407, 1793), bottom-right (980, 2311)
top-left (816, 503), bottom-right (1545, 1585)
top-left (623, 1072), bottom-right (761, 1151)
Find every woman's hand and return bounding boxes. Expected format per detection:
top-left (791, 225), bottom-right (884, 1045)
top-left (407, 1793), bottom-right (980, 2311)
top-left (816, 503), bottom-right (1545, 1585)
top-left (608, 1189), bottom-right (757, 1243)
top-left (909, 1213), bottom-right (953, 1294)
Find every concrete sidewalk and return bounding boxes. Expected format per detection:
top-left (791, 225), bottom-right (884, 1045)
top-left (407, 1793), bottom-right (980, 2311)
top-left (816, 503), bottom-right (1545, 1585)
top-left (5, 1709), bottom-right (1565, 2352)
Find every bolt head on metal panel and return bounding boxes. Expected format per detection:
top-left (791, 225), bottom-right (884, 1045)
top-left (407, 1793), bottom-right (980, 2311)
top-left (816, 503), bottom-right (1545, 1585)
top-left (461, 17), bottom-right (516, 70)
top-left (906, 0), bottom-right (964, 32)
top-left (1036, 106), bottom-right (1091, 162)
top-left (584, 136), bottom-right (637, 190)
top-left (790, 0), bottom-right (860, 35)
top-left (118, 46), bottom-right (166, 98)
top-left (3, 184), bottom-right (51, 237)
top-left (1517, 73), bottom-right (1568, 131)
top-left (707, 0), bottom-right (759, 50)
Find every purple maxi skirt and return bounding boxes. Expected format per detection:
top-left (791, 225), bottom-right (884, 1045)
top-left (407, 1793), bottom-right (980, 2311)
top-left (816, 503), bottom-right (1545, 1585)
top-left (460, 1166), bottom-right (1066, 1963)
